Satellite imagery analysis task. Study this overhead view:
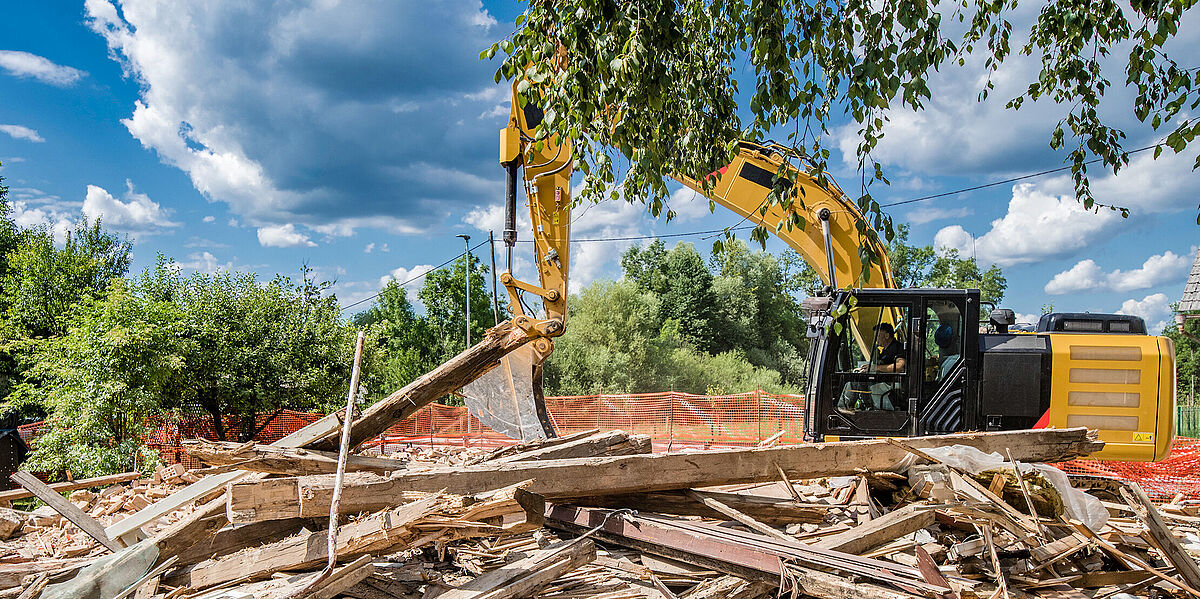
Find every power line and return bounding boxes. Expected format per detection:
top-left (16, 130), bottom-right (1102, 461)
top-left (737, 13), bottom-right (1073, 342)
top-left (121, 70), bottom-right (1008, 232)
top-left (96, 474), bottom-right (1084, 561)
top-left (341, 239), bottom-right (490, 311)
top-left (344, 145), bottom-right (1169, 311)
top-left (880, 142), bottom-right (1164, 208)
top-left (340, 226), bottom-right (756, 312)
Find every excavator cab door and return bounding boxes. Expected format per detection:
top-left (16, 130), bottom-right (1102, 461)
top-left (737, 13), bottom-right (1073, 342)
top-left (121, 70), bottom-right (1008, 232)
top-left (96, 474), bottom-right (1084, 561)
top-left (819, 295), bottom-right (917, 436)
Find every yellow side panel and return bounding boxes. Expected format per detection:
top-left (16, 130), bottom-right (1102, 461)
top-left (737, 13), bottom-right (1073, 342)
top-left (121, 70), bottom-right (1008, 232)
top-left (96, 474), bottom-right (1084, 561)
top-left (1047, 334), bottom-right (1175, 461)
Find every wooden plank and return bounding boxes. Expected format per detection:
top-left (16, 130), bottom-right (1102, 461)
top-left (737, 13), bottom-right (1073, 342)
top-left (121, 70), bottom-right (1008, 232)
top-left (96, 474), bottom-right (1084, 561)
top-left (814, 504), bottom-right (936, 555)
top-left (180, 484), bottom-right (538, 590)
top-left (228, 428), bottom-right (1101, 523)
top-left (1121, 483), bottom-right (1200, 592)
top-left (15, 574), bottom-right (48, 599)
top-left (301, 555), bottom-right (375, 599)
top-left (684, 490), bottom-right (794, 543)
top-left (491, 430), bottom-right (652, 463)
top-left (545, 506), bottom-right (926, 599)
top-left (112, 556), bottom-right (178, 599)
top-left (184, 439), bottom-right (406, 476)
top-left (10, 471), bottom-right (121, 552)
top-left (0, 472), bottom-right (140, 503)
top-left (1069, 519), bottom-right (1200, 599)
top-left (434, 539), bottom-right (596, 599)
top-left (572, 490), bottom-right (826, 525)
top-left (306, 320), bottom-right (535, 451)
top-left (174, 518), bottom-right (315, 567)
top-left (175, 495), bottom-right (446, 589)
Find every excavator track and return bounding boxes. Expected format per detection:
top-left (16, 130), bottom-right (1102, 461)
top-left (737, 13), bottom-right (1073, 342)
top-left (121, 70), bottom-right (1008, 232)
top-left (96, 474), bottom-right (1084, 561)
top-left (1066, 473), bottom-right (1128, 502)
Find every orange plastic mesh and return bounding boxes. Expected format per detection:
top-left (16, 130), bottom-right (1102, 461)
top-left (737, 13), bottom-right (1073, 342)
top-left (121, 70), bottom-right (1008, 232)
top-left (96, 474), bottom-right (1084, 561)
top-left (1054, 437), bottom-right (1200, 502)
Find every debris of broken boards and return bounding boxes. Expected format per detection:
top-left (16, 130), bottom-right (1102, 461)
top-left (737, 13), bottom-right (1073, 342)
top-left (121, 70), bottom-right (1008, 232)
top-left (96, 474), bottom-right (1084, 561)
top-left (6, 427), bottom-right (1199, 599)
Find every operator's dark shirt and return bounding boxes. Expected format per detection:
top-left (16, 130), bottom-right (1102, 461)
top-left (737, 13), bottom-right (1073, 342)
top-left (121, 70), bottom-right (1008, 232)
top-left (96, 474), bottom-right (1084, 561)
top-left (877, 339), bottom-right (903, 368)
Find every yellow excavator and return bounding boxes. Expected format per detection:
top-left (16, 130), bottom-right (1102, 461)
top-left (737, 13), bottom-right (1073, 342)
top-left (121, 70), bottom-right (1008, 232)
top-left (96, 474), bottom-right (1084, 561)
top-left (462, 82), bottom-right (1177, 462)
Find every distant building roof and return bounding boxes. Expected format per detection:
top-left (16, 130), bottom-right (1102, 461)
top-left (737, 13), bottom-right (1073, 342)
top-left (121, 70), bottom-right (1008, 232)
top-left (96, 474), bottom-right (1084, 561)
top-left (1181, 247), bottom-right (1200, 313)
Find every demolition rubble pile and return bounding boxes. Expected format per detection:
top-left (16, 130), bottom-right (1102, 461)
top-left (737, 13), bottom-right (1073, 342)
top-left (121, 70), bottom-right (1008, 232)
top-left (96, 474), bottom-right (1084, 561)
top-left (5, 328), bottom-right (1199, 598)
top-left (5, 425), bottom-right (1200, 599)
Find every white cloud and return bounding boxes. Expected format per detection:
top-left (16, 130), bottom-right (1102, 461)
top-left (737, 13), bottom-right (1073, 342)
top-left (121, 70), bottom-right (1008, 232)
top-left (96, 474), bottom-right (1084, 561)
top-left (1039, 149), bottom-right (1199, 216)
top-left (1046, 251), bottom-right (1191, 295)
top-left (0, 50), bottom-right (85, 86)
top-left (364, 242), bottom-right (376, 253)
top-left (84, 0), bottom-right (503, 237)
top-left (1014, 312), bottom-right (1040, 326)
top-left (202, 215), bottom-right (216, 223)
top-left (1044, 260), bottom-right (1104, 295)
top-left (666, 188), bottom-right (713, 221)
top-left (83, 181), bottom-right (180, 235)
top-left (0, 124), bottom-right (44, 143)
top-left (7, 188), bottom-right (75, 242)
top-left (933, 183), bottom-right (1118, 266)
top-left (380, 264), bottom-right (436, 301)
top-left (177, 251), bottom-right (232, 274)
top-left (1117, 292), bottom-right (1172, 335)
top-left (257, 223), bottom-right (316, 248)
top-left (183, 237), bottom-right (228, 249)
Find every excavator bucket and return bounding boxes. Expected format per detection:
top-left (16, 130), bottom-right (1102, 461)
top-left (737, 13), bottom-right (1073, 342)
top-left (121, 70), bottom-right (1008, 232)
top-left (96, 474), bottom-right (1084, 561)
top-left (461, 343), bottom-right (557, 441)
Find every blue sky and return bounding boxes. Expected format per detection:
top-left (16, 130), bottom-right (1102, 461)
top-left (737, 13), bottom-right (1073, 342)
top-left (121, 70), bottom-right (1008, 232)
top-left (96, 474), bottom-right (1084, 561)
top-left (0, 1), bottom-right (1196, 333)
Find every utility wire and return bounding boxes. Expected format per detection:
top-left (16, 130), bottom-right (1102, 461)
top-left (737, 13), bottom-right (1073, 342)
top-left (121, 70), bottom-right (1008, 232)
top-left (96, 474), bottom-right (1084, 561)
top-left (879, 142), bottom-right (1164, 208)
top-left (343, 144), bottom-right (1168, 311)
top-left (340, 226), bottom-right (755, 311)
top-left (341, 239), bottom-right (490, 311)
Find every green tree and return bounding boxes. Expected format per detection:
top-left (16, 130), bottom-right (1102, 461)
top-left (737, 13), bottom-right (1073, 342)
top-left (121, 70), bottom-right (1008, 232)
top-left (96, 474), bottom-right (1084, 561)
top-left (659, 243), bottom-right (717, 351)
top-left (162, 261), bottom-right (356, 440)
top-left (543, 279), bottom-right (793, 395)
top-left (355, 280), bottom-right (440, 394)
top-left (886, 225), bottom-right (936, 289)
top-left (622, 242), bottom-right (717, 351)
top-left (490, 0), bottom-right (1200, 270)
top-left (1, 219), bottom-right (131, 339)
top-left (419, 255), bottom-right (503, 361)
top-left (924, 249), bottom-right (1008, 305)
top-left (12, 281), bottom-right (185, 477)
top-left (884, 224), bottom-right (1008, 304)
top-left (1168, 308), bottom-right (1199, 405)
top-left (709, 240), bottom-right (808, 385)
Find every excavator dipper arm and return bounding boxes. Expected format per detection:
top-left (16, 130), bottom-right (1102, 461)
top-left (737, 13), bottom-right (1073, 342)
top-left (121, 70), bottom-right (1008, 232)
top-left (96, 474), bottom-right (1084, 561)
top-left (465, 85), bottom-right (897, 441)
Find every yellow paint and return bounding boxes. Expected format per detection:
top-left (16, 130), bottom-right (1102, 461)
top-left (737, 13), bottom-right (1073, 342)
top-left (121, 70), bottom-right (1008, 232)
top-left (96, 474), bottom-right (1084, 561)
top-left (1047, 334), bottom-right (1175, 461)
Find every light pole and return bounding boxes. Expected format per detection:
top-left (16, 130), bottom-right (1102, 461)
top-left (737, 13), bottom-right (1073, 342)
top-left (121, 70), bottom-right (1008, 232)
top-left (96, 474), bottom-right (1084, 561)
top-left (457, 234), bottom-right (472, 347)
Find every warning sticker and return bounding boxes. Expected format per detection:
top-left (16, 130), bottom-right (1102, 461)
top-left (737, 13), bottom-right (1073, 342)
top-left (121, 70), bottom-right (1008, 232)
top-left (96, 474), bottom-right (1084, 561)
top-left (1133, 432), bottom-right (1154, 443)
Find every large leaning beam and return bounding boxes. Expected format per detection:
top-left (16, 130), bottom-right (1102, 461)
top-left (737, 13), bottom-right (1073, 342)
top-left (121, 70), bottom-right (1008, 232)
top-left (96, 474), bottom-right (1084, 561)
top-left (305, 321), bottom-right (536, 451)
top-left (227, 427), bottom-right (1102, 523)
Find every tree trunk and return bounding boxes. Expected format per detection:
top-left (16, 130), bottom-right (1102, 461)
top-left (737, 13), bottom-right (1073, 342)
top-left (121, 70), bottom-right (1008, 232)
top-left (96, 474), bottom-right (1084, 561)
top-left (200, 395), bottom-right (226, 442)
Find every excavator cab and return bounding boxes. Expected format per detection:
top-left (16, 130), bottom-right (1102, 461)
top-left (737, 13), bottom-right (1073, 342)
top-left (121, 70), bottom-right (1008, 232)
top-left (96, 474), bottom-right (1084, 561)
top-left (804, 288), bottom-right (980, 441)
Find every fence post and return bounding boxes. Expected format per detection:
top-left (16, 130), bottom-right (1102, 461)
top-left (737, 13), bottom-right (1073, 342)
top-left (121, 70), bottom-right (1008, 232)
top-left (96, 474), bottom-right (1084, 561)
top-left (756, 388), bottom-right (762, 443)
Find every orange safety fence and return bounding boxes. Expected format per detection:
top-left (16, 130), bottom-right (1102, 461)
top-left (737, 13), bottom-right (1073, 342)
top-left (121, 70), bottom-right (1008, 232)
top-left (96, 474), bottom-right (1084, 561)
top-left (16, 391), bottom-right (1200, 502)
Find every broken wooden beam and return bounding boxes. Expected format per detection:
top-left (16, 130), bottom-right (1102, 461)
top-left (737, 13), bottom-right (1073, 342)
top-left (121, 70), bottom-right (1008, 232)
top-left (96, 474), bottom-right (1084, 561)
top-left (307, 320), bottom-right (535, 451)
top-left (0, 472), bottom-right (140, 504)
top-left (1121, 483), bottom-right (1200, 591)
top-left (177, 485), bottom-right (537, 590)
top-left (227, 428), bottom-right (1101, 523)
top-left (108, 409), bottom-right (345, 548)
top-left (10, 471), bottom-right (121, 552)
top-left (571, 490), bottom-right (826, 525)
top-left (434, 538), bottom-right (596, 599)
top-left (488, 430), bottom-right (652, 463)
top-left (814, 504), bottom-right (936, 555)
top-left (545, 505), bottom-right (936, 599)
top-left (184, 439), bottom-right (406, 476)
